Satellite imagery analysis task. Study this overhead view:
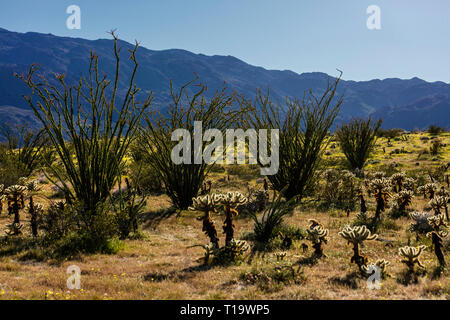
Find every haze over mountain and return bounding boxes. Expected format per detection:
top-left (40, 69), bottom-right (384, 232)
top-left (0, 27), bottom-right (449, 130)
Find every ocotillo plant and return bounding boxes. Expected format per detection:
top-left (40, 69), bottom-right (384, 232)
top-left (398, 245), bottom-right (427, 273)
top-left (16, 32), bottom-right (152, 238)
top-left (140, 77), bottom-right (241, 210)
top-left (335, 117), bottom-right (382, 172)
top-left (305, 219), bottom-right (329, 257)
top-left (427, 214), bottom-right (448, 267)
top-left (239, 72), bottom-right (343, 200)
top-left (339, 225), bottom-right (378, 270)
top-left (218, 192), bottom-right (248, 246)
top-left (369, 178), bottom-right (391, 221)
top-left (189, 194), bottom-right (222, 248)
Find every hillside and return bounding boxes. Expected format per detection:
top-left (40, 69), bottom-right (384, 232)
top-left (0, 27), bottom-right (449, 130)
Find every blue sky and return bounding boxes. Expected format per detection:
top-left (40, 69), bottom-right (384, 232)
top-left (1, 0), bottom-right (450, 82)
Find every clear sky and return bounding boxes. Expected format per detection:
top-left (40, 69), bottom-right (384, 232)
top-left (1, 0), bottom-right (450, 82)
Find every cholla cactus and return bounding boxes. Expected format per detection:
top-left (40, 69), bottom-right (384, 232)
top-left (417, 185), bottom-right (427, 199)
top-left (0, 193), bottom-right (5, 215)
top-left (390, 172), bottom-right (406, 192)
top-left (306, 219), bottom-right (329, 257)
top-left (361, 259), bottom-right (391, 278)
top-left (189, 194), bottom-right (222, 248)
top-left (339, 225), bottom-right (378, 269)
top-left (429, 196), bottom-right (448, 216)
top-left (369, 178), bottom-right (392, 221)
top-left (5, 185), bottom-right (27, 225)
top-left (403, 177), bottom-right (416, 192)
top-left (427, 229), bottom-right (448, 268)
top-left (218, 192), bottom-right (248, 246)
top-left (355, 211), bottom-right (369, 222)
top-left (409, 211), bottom-right (433, 237)
top-left (275, 251), bottom-right (287, 261)
top-left (424, 183), bottom-right (438, 199)
top-left (25, 180), bottom-right (41, 192)
top-left (27, 198), bottom-right (43, 237)
top-left (391, 190), bottom-right (414, 217)
top-left (398, 245), bottom-right (427, 273)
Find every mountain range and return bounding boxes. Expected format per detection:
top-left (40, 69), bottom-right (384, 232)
top-left (0, 27), bottom-right (449, 130)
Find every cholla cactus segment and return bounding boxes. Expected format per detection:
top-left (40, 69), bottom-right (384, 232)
top-left (0, 184), bottom-right (4, 193)
top-left (306, 225), bottom-right (329, 244)
top-left (369, 178), bottom-right (392, 193)
top-left (403, 178), bottom-right (416, 191)
top-left (220, 192), bottom-right (248, 207)
top-left (4, 185), bottom-right (27, 197)
top-left (361, 259), bottom-right (391, 277)
top-left (275, 251), bottom-right (287, 261)
top-left (429, 196), bottom-right (448, 211)
top-left (26, 202), bottom-right (44, 213)
top-left (428, 214), bottom-right (448, 230)
top-left (398, 245), bottom-right (427, 269)
top-left (339, 225), bottom-right (378, 244)
top-left (25, 180), bottom-right (41, 192)
top-left (373, 172), bottom-right (386, 179)
top-left (189, 194), bottom-right (222, 212)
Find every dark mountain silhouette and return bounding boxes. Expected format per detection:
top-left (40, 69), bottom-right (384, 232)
top-left (0, 27), bottom-right (449, 130)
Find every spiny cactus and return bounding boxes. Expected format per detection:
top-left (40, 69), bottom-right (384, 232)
top-left (275, 251), bottom-right (287, 261)
top-left (403, 177), bottom-right (416, 192)
top-left (5, 185), bottom-right (27, 225)
top-left (306, 220), bottom-right (329, 257)
top-left (390, 172), bottom-right (406, 192)
top-left (189, 194), bottom-right (222, 248)
top-left (398, 245), bottom-right (427, 273)
top-left (424, 183), bottom-right (438, 199)
top-left (27, 197), bottom-right (43, 237)
top-left (429, 196), bottom-right (448, 216)
top-left (361, 259), bottom-right (391, 278)
top-left (417, 185), bottom-right (427, 199)
top-left (425, 213), bottom-right (448, 268)
top-left (218, 192), bottom-right (248, 246)
top-left (369, 178), bottom-right (391, 221)
top-left (391, 190), bottom-right (414, 217)
top-left (339, 225), bottom-right (378, 269)
top-left (0, 193), bottom-right (5, 215)
top-left (409, 211), bottom-right (433, 238)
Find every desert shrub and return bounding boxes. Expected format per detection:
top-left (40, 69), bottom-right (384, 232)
top-left (16, 33), bottom-right (150, 242)
top-left (0, 124), bottom-right (49, 187)
top-left (318, 168), bottom-right (359, 210)
top-left (376, 128), bottom-right (404, 139)
top-left (430, 139), bottom-right (442, 155)
top-left (139, 79), bottom-right (241, 209)
top-left (335, 117), bottom-right (382, 171)
top-left (128, 156), bottom-right (163, 195)
top-left (239, 74), bottom-right (343, 200)
top-left (250, 190), bottom-right (299, 246)
top-left (428, 125), bottom-right (445, 135)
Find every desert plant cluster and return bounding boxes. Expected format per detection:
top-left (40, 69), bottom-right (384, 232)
top-left (0, 35), bottom-right (448, 300)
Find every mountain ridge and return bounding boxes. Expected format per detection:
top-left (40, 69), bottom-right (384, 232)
top-left (0, 27), bottom-right (449, 130)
